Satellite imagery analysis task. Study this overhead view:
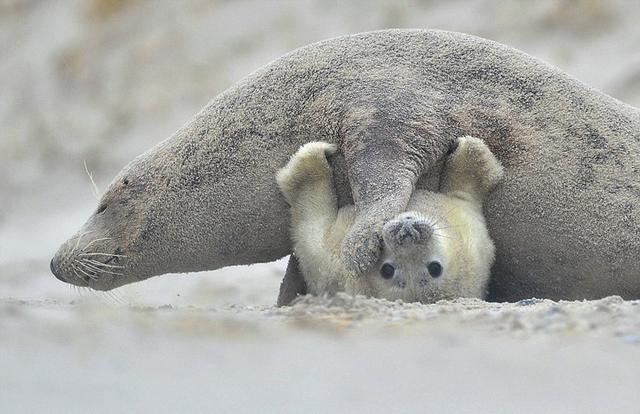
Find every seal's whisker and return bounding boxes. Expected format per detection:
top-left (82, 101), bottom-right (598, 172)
top-left (106, 290), bottom-right (126, 305)
top-left (81, 238), bottom-right (112, 252)
top-left (73, 231), bottom-right (94, 255)
top-left (99, 291), bottom-right (119, 305)
top-left (80, 260), bottom-right (123, 276)
top-left (70, 266), bottom-right (83, 283)
top-left (432, 232), bottom-right (461, 242)
top-left (432, 224), bottom-right (464, 231)
top-left (79, 252), bottom-right (127, 258)
top-left (442, 204), bottom-right (462, 217)
top-left (100, 292), bottom-right (113, 305)
top-left (103, 291), bottom-right (116, 303)
top-left (430, 205), bottom-right (462, 228)
top-left (84, 160), bottom-right (101, 200)
top-left (82, 258), bottom-right (124, 269)
top-left (74, 261), bottom-right (100, 280)
top-left (79, 260), bottom-right (107, 274)
top-left (73, 262), bottom-right (98, 281)
top-left (115, 291), bottom-right (128, 305)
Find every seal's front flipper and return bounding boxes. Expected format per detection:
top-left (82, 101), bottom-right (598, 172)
top-left (440, 136), bottom-right (504, 203)
top-left (340, 150), bottom-right (418, 276)
top-left (276, 141), bottom-right (345, 297)
top-left (338, 106), bottom-right (453, 276)
top-left (276, 141), bottom-right (338, 207)
top-left (277, 254), bottom-right (307, 307)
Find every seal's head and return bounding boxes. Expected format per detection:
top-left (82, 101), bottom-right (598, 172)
top-left (368, 194), bottom-right (494, 303)
top-left (364, 136), bottom-right (503, 303)
top-left (49, 151), bottom-right (180, 290)
top-left (50, 119), bottom-right (293, 290)
top-left (368, 212), bottom-right (451, 302)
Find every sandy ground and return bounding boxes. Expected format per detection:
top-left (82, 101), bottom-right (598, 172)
top-left (1, 291), bottom-right (639, 413)
top-left (2, 1), bottom-right (640, 413)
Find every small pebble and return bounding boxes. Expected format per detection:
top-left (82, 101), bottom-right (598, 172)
top-left (516, 298), bottom-right (539, 306)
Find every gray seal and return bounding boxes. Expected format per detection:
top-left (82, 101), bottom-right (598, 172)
top-left (50, 29), bottom-right (640, 302)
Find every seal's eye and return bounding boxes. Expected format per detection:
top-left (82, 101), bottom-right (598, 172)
top-left (123, 178), bottom-right (129, 186)
top-left (427, 261), bottom-right (443, 278)
top-left (380, 263), bottom-right (395, 279)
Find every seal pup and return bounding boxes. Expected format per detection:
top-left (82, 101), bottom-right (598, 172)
top-left (50, 29), bottom-right (640, 302)
top-left (276, 137), bottom-right (503, 302)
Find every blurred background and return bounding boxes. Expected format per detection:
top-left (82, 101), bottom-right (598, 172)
top-left (1, 1), bottom-right (640, 412)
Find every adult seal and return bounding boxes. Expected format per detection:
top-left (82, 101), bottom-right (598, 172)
top-left (50, 29), bottom-right (640, 302)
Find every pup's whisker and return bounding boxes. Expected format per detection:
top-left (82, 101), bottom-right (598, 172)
top-left (442, 204), bottom-right (462, 217)
top-left (432, 233), bottom-right (461, 242)
top-left (432, 224), bottom-right (465, 231)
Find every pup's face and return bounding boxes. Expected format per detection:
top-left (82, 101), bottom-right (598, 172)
top-left (368, 211), bottom-right (452, 303)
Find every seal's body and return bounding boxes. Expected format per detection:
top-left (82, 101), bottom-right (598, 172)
top-left (277, 137), bottom-right (501, 303)
top-left (51, 29), bottom-right (640, 301)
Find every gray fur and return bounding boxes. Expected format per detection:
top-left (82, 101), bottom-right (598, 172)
top-left (51, 29), bottom-right (640, 301)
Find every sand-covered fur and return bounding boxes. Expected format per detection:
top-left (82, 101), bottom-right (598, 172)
top-left (277, 137), bottom-right (502, 302)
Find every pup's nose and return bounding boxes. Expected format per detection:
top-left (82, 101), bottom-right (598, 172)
top-left (399, 218), bottom-right (433, 243)
top-left (384, 215), bottom-right (434, 248)
top-left (396, 221), bottom-right (421, 244)
top-left (50, 258), bottom-right (66, 282)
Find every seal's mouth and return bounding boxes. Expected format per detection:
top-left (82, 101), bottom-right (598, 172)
top-left (73, 248), bottom-right (126, 285)
top-left (50, 233), bottom-right (128, 290)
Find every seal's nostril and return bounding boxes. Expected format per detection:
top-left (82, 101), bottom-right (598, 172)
top-left (50, 258), bottom-right (66, 282)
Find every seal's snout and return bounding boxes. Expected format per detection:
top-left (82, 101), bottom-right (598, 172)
top-left (50, 257), bottom-right (66, 282)
top-left (383, 214), bottom-right (434, 248)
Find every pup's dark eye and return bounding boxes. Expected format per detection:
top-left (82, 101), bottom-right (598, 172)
top-left (380, 263), bottom-right (395, 279)
top-left (427, 261), bottom-right (443, 278)
top-left (123, 178), bottom-right (129, 186)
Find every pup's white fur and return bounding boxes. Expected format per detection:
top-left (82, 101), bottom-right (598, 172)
top-left (277, 137), bottom-right (504, 302)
